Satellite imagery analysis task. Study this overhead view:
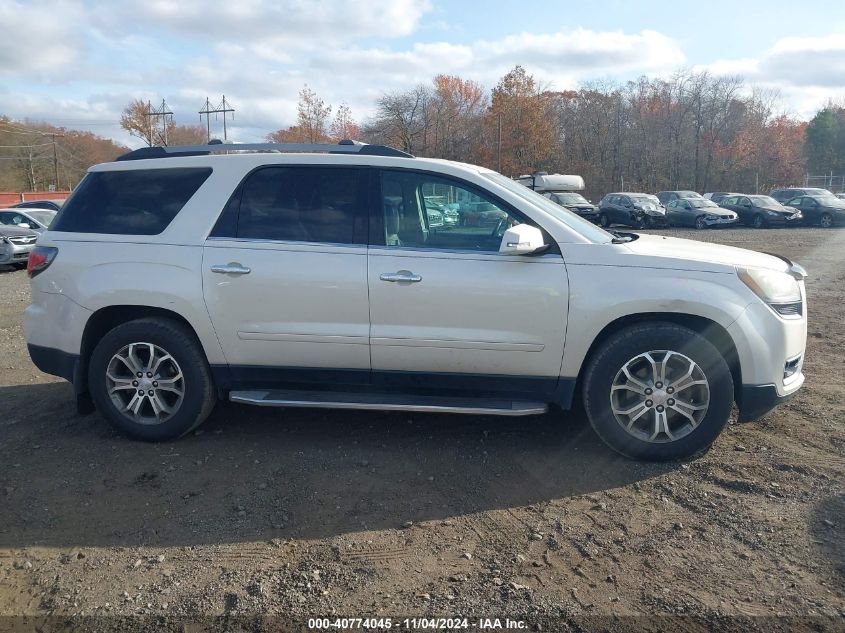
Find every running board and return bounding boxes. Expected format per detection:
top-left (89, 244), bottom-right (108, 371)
top-left (228, 389), bottom-right (547, 416)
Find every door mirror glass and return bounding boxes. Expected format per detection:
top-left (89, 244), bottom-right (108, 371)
top-left (18, 223), bottom-right (31, 229)
top-left (499, 223), bottom-right (545, 255)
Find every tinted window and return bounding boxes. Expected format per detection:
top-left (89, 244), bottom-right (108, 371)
top-left (235, 167), bottom-right (361, 243)
top-left (52, 168), bottom-right (211, 235)
top-left (379, 170), bottom-right (523, 252)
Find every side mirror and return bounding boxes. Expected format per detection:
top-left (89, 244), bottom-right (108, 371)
top-left (499, 223), bottom-right (547, 255)
top-left (18, 223), bottom-right (31, 229)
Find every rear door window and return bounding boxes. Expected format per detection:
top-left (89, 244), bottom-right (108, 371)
top-left (231, 166), bottom-right (364, 244)
top-left (52, 168), bottom-right (211, 235)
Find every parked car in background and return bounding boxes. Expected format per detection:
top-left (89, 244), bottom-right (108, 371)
top-left (666, 198), bottom-right (738, 229)
top-left (0, 225), bottom-right (39, 268)
top-left (597, 193), bottom-right (667, 228)
top-left (655, 190), bottom-right (702, 205)
top-left (9, 200), bottom-right (63, 212)
top-left (720, 194), bottom-right (802, 228)
top-left (786, 194), bottom-right (845, 228)
top-left (835, 193), bottom-right (845, 201)
top-left (769, 188), bottom-right (832, 204)
top-left (543, 191), bottom-right (599, 223)
top-left (0, 208), bottom-right (57, 233)
top-left (424, 198), bottom-right (459, 226)
top-left (704, 192), bottom-right (737, 204)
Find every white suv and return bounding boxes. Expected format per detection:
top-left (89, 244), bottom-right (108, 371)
top-left (24, 142), bottom-right (808, 460)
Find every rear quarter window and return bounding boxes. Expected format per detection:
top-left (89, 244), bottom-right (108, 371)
top-left (51, 167), bottom-right (212, 235)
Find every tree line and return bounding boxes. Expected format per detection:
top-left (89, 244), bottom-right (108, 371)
top-left (0, 117), bottom-right (126, 192)
top-left (277, 66), bottom-right (843, 199)
top-left (2, 64), bottom-right (843, 196)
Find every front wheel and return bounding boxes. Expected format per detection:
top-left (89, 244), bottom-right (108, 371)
top-left (695, 215), bottom-right (708, 230)
top-left (752, 213), bottom-right (766, 229)
top-left (599, 212), bottom-right (610, 228)
top-left (582, 323), bottom-right (733, 461)
top-left (820, 212), bottom-right (833, 228)
top-left (88, 318), bottom-right (216, 441)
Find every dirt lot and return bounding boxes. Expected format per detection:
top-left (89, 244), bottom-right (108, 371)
top-left (0, 228), bottom-right (843, 632)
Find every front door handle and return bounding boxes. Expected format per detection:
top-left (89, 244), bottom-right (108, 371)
top-left (380, 271), bottom-right (422, 283)
top-left (211, 263), bottom-right (251, 275)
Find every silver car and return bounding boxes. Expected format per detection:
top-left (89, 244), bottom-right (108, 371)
top-left (0, 208), bottom-right (57, 234)
top-left (0, 225), bottom-right (39, 268)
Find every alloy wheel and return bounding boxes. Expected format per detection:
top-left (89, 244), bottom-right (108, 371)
top-left (820, 213), bottom-right (833, 228)
top-left (609, 350), bottom-right (710, 443)
top-left (106, 342), bottom-right (185, 425)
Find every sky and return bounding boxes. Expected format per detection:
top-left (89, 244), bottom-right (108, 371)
top-left (1, 0), bottom-right (844, 149)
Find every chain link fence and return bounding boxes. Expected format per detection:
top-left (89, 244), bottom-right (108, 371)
top-left (803, 174), bottom-right (845, 193)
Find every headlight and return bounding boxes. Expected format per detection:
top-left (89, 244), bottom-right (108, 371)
top-left (737, 267), bottom-right (802, 315)
top-left (705, 213), bottom-right (718, 220)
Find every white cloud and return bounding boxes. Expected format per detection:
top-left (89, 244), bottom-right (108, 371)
top-left (96, 0), bottom-right (430, 44)
top-left (694, 33), bottom-right (845, 116)
top-left (0, 1), bottom-right (83, 75)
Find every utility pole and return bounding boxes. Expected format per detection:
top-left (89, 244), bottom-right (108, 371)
top-left (497, 113), bottom-right (502, 174)
top-left (198, 95), bottom-right (236, 142)
top-left (42, 132), bottom-right (64, 190)
top-left (142, 99), bottom-right (173, 146)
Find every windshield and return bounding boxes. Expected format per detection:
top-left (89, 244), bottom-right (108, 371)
top-left (26, 210), bottom-right (57, 226)
top-left (750, 195), bottom-right (781, 207)
top-left (485, 173), bottom-right (613, 243)
top-left (553, 192), bottom-right (590, 205)
top-left (630, 194), bottom-right (660, 204)
top-left (816, 195), bottom-right (845, 206)
top-left (678, 191), bottom-right (702, 198)
top-left (687, 199), bottom-right (718, 208)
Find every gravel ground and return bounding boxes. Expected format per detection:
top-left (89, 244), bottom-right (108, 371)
top-left (0, 227), bottom-right (843, 633)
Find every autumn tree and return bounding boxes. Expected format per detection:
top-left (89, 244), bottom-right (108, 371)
top-left (330, 104), bottom-right (360, 141)
top-left (119, 99), bottom-right (157, 146)
top-left (297, 85), bottom-right (332, 143)
top-left (485, 65), bottom-right (557, 175)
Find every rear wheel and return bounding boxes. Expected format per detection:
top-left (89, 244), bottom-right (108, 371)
top-left (582, 323), bottom-right (733, 461)
top-left (695, 215), bottom-right (708, 230)
top-left (820, 212), bottom-right (833, 228)
top-left (752, 213), bottom-right (766, 229)
top-left (88, 318), bottom-right (216, 441)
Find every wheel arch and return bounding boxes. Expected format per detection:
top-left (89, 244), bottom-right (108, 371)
top-left (575, 312), bottom-right (741, 406)
top-left (78, 305), bottom-right (209, 397)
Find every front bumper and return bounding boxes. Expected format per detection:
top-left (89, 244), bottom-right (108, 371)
top-left (704, 216), bottom-right (739, 227)
top-left (0, 243), bottom-right (33, 264)
top-left (738, 381), bottom-right (802, 422)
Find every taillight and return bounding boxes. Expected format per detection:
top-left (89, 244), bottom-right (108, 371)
top-left (27, 246), bottom-right (58, 278)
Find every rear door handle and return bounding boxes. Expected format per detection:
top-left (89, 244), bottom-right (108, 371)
top-left (211, 263), bottom-right (251, 275)
top-left (380, 271), bottom-right (422, 283)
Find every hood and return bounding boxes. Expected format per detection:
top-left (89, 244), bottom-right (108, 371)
top-left (0, 225), bottom-right (39, 238)
top-left (621, 233), bottom-right (790, 273)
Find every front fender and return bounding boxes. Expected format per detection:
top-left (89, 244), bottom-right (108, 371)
top-left (560, 264), bottom-right (751, 377)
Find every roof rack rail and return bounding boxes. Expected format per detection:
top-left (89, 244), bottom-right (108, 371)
top-left (115, 140), bottom-right (414, 162)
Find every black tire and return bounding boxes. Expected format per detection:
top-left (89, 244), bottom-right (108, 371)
top-left (88, 317), bottom-right (216, 441)
top-left (12, 262), bottom-right (27, 269)
top-left (599, 212), bottom-right (610, 228)
top-left (582, 322), bottom-right (733, 461)
top-left (695, 215), bottom-right (708, 230)
top-left (820, 212), bottom-right (833, 229)
top-left (752, 213), bottom-right (765, 229)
